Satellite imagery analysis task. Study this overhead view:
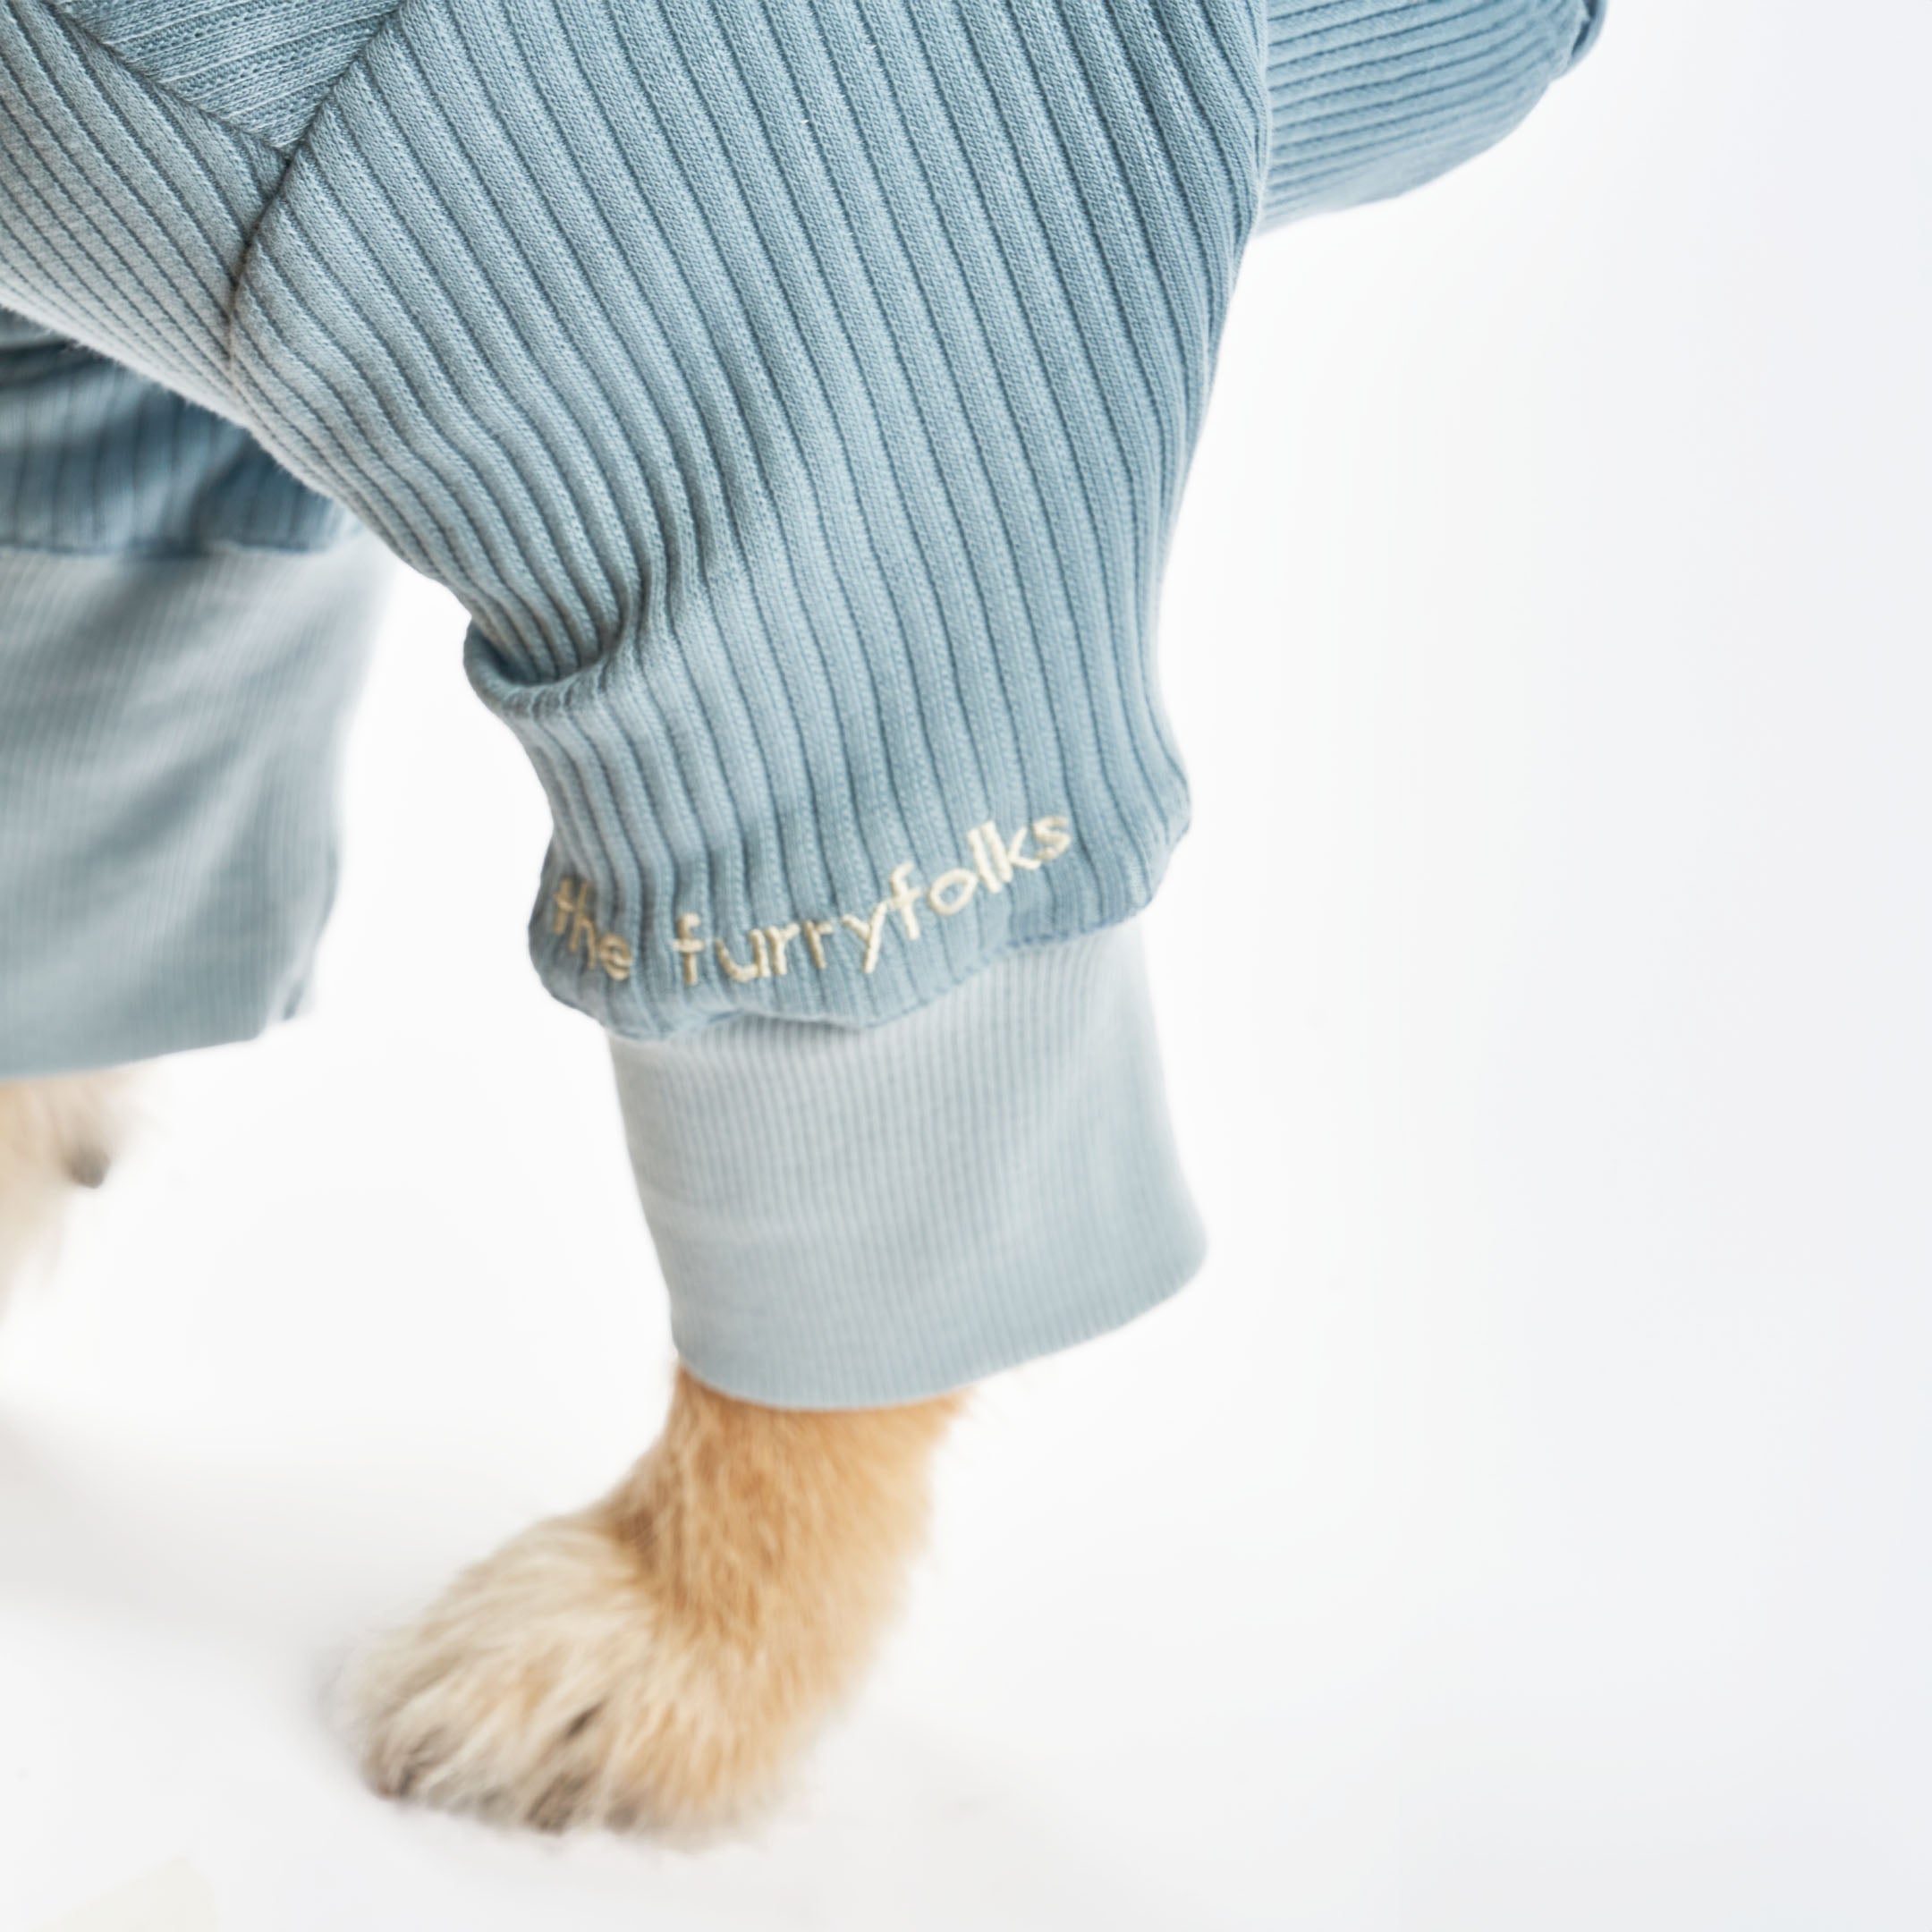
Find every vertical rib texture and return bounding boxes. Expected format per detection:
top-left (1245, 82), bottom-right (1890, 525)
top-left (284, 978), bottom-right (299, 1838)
top-left (1, 0), bottom-right (1596, 1047)
top-left (0, 311), bottom-right (353, 552)
top-left (612, 921), bottom-right (1204, 1406)
top-left (222, 0), bottom-right (1263, 1039)
top-left (0, 0), bottom-right (1600, 1396)
top-left (0, 0), bottom-right (284, 411)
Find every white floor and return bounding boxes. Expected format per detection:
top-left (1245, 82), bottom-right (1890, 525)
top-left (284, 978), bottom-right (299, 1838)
top-left (6, 4), bottom-right (1931, 1927)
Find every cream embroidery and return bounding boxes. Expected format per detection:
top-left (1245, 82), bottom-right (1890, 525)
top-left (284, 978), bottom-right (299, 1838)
top-left (801, 919), bottom-right (837, 970)
top-left (764, 922), bottom-right (801, 975)
top-left (927, 867), bottom-right (979, 916)
top-left (672, 911), bottom-right (706, 986)
top-left (714, 930), bottom-right (767, 983)
top-left (886, 862), bottom-right (922, 941)
top-left (551, 878), bottom-right (634, 982)
top-left (839, 902), bottom-right (890, 974)
top-left (552, 815), bottom-right (1072, 990)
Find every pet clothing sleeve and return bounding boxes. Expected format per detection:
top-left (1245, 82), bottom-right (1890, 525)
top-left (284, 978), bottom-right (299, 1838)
top-left (0, 315), bottom-right (389, 1075)
top-left (0, 0), bottom-right (1601, 1402)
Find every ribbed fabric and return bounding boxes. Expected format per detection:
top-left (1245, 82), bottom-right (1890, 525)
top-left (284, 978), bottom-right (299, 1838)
top-left (0, 535), bottom-right (386, 1078)
top-left (50, 0), bottom-right (402, 149)
top-left (0, 303), bottom-right (380, 1079)
top-left (1260, 0), bottom-right (1603, 227)
top-left (612, 921), bottom-right (1201, 1406)
top-left (0, 0), bottom-right (1599, 1401)
top-left (0, 2), bottom-right (285, 414)
top-left (0, 314), bottom-right (352, 553)
top-left (1, 0), bottom-right (1595, 1047)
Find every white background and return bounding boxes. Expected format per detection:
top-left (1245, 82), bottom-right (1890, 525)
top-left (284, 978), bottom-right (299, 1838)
top-left (4, 3), bottom-right (1930, 1926)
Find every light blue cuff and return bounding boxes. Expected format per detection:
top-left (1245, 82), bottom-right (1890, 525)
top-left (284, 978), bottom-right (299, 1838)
top-left (0, 537), bottom-right (385, 1078)
top-left (610, 921), bottom-right (1202, 1409)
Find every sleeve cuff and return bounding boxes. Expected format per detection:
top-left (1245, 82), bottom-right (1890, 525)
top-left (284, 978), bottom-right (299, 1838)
top-left (608, 920), bottom-right (1204, 1409)
top-left (0, 538), bottom-right (384, 1079)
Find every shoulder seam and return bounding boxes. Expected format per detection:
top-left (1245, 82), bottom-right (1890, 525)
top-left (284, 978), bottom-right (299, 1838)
top-left (36, 0), bottom-right (311, 157)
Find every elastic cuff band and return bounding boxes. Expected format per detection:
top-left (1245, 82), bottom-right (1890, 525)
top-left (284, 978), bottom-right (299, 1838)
top-left (0, 536), bottom-right (385, 1078)
top-left (610, 921), bottom-right (1204, 1409)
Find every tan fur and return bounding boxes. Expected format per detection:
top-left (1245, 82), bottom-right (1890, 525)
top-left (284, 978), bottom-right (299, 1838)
top-left (345, 1368), bottom-right (962, 1832)
top-left (0, 1071), bottom-right (132, 1302)
top-left (3, 1070), bottom-right (958, 1833)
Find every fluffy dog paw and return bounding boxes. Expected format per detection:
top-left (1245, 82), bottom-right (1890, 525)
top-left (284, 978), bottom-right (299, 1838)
top-left (343, 1509), bottom-right (786, 1833)
top-left (343, 1368), bottom-right (957, 1835)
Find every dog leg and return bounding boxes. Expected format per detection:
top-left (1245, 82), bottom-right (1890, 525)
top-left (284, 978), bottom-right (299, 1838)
top-left (346, 1366), bottom-right (961, 1832)
top-left (0, 1071), bottom-right (133, 1306)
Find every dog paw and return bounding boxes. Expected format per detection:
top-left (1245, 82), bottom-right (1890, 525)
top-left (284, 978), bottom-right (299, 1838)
top-left (343, 1508), bottom-right (794, 1833)
top-left (344, 1368), bottom-right (951, 1835)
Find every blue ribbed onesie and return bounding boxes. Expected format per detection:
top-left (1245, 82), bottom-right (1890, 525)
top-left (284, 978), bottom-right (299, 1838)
top-left (0, 0), bottom-right (1603, 1402)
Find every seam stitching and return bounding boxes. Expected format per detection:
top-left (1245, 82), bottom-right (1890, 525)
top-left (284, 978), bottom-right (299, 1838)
top-left (34, 0), bottom-right (337, 154)
top-left (219, 0), bottom-right (417, 436)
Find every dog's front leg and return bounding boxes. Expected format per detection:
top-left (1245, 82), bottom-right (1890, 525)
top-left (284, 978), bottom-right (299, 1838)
top-left (345, 1366), bottom-right (960, 1833)
top-left (0, 1072), bottom-right (132, 1304)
